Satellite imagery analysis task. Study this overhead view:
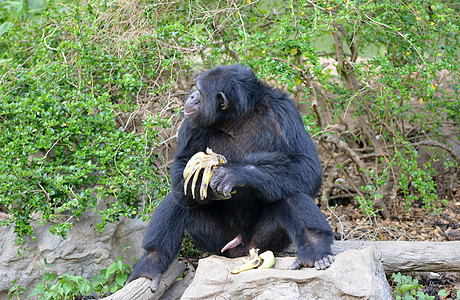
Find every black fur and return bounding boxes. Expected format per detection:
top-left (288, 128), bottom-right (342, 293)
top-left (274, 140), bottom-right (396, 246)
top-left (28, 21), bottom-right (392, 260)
top-left (127, 64), bottom-right (333, 289)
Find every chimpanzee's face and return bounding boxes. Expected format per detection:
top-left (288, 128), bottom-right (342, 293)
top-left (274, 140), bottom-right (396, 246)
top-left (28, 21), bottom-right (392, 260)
top-left (184, 74), bottom-right (231, 128)
top-left (184, 89), bottom-right (201, 117)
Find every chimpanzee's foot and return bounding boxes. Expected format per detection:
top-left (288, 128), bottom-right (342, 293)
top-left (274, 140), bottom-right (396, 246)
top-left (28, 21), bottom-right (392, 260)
top-left (126, 273), bottom-right (161, 292)
top-left (126, 252), bottom-right (163, 292)
top-left (149, 274), bottom-right (161, 292)
top-left (289, 254), bottom-right (334, 270)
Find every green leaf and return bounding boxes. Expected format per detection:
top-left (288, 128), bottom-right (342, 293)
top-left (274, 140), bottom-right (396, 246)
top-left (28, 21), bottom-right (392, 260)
top-left (115, 274), bottom-right (127, 286)
top-left (43, 273), bottom-right (56, 282)
top-left (438, 289), bottom-right (448, 296)
top-left (0, 22), bottom-right (14, 37)
top-left (400, 284), bottom-right (419, 293)
top-left (116, 258), bottom-right (123, 271)
top-left (106, 262), bottom-right (117, 278)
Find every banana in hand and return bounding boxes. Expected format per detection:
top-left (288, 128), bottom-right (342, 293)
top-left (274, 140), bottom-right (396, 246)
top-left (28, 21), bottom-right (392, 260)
top-left (183, 148), bottom-right (227, 200)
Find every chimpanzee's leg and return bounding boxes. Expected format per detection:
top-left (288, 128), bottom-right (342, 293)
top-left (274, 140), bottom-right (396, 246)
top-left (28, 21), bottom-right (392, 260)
top-left (127, 191), bottom-right (186, 291)
top-left (248, 202), bottom-right (291, 253)
top-left (184, 204), bottom-right (240, 256)
top-left (270, 193), bottom-right (334, 270)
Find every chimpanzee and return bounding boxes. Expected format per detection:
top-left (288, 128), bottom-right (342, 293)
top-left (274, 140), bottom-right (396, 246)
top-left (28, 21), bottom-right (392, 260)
top-left (127, 64), bottom-right (334, 291)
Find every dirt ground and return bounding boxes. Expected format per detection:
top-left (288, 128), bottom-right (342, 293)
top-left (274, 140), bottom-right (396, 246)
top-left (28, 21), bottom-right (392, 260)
top-left (323, 167), bottom-right (460, 299)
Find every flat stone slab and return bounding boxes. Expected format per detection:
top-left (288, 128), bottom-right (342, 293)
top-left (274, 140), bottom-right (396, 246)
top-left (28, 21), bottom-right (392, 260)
top-left (181, 247), bottom-right (392, 300)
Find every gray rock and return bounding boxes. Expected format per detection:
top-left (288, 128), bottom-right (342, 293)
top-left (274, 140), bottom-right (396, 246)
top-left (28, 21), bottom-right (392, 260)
top-left (181, 247), bottom-right (392, 300)
top-left (0, 212), bottom-right (147, 299)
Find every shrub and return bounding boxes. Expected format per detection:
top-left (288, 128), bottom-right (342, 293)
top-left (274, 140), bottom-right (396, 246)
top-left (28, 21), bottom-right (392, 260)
top-left (0, 1), bottom-right (172, 241)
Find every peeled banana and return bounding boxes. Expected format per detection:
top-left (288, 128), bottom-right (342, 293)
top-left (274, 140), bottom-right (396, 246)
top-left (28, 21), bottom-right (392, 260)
top-left (183, 148), bottom-right (227, 200)
top-left (231, 248), bottom-right (262, 274)
top-left (231, 249), bottom-right (276, 274)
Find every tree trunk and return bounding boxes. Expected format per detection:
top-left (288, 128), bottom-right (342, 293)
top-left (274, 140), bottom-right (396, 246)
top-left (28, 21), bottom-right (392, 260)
top-left (331, 240), bottom-right (460, 273)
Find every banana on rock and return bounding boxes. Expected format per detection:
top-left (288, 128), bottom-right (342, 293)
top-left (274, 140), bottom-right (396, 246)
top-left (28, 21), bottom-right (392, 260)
top-left (258, 250), bottom-right (275, 269)
top-left (231, 249), bottom-right (276, 274)
top-left (231, 248), bottom-right (262, 274)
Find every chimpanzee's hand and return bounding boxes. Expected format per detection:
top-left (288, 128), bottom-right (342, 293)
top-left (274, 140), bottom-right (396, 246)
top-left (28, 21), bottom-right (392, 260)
top-left (207, 188), bottom-right (232, 201)
top-left (209, 167), bottom-right (241, 198)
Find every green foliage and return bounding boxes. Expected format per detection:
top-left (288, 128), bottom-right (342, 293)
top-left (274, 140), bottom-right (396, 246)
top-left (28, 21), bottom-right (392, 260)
top-left (93, 255), bottom-right (132, 294)
top-left (8, 279), bottom-right (27, 300)
top-left (0, 0), bottom-right (171, 241)
top-left (391, 272), bottom-right (460, 300)
top-left (0, 0), bottom-right (48, 36)
top-left (355, 194), bottom-right (375, 216)
top-left (28, 256), bottom-right (131, 299)
top-left (392, 272), bottom-right (434, 300)
top-left (180, 234), bottom-right (204, 258)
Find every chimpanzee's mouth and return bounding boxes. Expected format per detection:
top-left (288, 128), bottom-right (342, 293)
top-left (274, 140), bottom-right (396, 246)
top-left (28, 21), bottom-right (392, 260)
top-left (184, 108), bottom-right (196, 116)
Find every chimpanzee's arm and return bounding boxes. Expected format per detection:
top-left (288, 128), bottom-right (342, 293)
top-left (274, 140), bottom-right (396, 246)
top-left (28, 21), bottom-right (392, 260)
top-left (210, 111), bottom-right (322, 202)
top-left (211, 151), bottom-right (322, 202)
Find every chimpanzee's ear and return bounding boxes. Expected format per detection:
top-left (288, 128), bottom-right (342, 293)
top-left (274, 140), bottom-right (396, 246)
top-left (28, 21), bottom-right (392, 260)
top-left (217, 92), bottom-right (231, 111)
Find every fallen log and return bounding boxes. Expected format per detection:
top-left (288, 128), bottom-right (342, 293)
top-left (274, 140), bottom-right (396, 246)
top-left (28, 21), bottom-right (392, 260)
top-left (284, 240), bottom-right (460, 273)
top-left (106, 241), bottom-right (460, 299)
top-left (331, 240), bottom-right (460, 273)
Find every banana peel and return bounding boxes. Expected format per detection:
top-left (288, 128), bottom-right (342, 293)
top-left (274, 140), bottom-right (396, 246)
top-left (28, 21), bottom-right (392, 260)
top-left (231, 249), bottom-right (275, 274)
top-left (183, 148), bottom-right (227, 200)
top-left (231, 248), bottom-right (261, 274)
top-left (258, 250), bottom-right (275, 269)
